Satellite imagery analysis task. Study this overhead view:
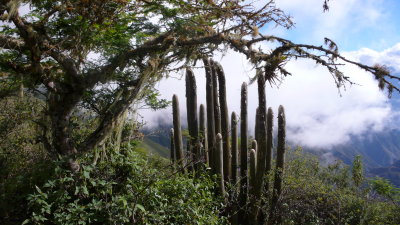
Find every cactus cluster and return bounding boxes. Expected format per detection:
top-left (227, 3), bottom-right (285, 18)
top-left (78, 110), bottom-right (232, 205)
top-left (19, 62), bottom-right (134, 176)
top-left (170, 60), bottom-right (288, 225)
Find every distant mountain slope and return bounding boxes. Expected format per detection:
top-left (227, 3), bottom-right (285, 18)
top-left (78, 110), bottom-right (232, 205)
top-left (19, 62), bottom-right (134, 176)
top-left (331, 129), bottom-right (400, 170)
top-left (140, 137), bottom-right (170, 158)
top-left (369, 160), bottom-right (400, 187)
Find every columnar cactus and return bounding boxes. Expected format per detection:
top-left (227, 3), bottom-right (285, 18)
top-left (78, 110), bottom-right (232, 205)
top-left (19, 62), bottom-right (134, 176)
top-left (231, 112), bottom-right (239, 186)
top-left (215, 62), bottom-right (231, 182)
top-left (239, 82), bottom-right (248, 223)
top-left (255, 107), bottom-right (260, 143)
top-left (249, 72), bottom-right (269, 223)
top-left (272, 105), bottom-right (286, 207)
top-left (251, 140), bottom-right (258, 153)
top-left (249, 149), bottom-right (257, 195)
top-left (170, 128), bottom-right (175, 164)
top-left (250, 140), bottom-right (258, 196)
top-left (211, 60), bottom-right (221, 135)
top-left (172, 94), bottom-right (185, 172)
top-left (265, 107), bottom-right (274, 191)
top-left (216, 133), bottom-right (226, 198)
top-left (199, 104), bottom-right (208, 164)
top-left (185, 68), bottom-right (199, 168)
top-left (203, 58), bottom-right (216, 169)
top-left (212, 60), bottom-right (222, 173)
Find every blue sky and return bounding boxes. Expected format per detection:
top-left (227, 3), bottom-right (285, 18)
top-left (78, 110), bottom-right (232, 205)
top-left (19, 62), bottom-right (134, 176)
top-left (270, 0), bottom-right (400, 51)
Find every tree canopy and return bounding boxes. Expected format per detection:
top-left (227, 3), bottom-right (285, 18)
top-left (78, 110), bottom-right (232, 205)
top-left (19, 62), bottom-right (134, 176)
top-left (0, 0), bottom-right (398, 170)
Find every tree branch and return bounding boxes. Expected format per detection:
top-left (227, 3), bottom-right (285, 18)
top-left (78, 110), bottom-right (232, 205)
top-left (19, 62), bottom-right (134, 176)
top-left (0, 34), bottom-right (26, 50)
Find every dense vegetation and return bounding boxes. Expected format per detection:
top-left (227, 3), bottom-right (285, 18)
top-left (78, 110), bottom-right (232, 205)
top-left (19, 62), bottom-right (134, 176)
top-left (0, 96), bottom-right (399, 224)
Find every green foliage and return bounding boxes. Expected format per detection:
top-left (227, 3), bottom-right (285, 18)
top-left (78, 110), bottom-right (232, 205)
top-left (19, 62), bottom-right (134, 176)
top-left (25, 146), bottom-right (226, 225)
top-left (352, 155), bottom-right (364, 187)
top-left (261, 147), bottom-right (400, 225)
top-left (143, 90), bottom-right (171, 111)
top-left (370, 177), bottom-right (400, 202)
top-left (0, 96), bottom-right (53, 224)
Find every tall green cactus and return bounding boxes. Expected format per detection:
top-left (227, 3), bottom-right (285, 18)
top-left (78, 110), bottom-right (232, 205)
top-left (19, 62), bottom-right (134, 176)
top-left (211, 60), bottom-right (221, 135)
top-left (249, 72), bottom-right (269, 223)
top-left (215, 62), bottom-right (231, 182)
top-left (199, 104), bottom-right (208, 164)
top-left (265, 107), bottom-right (274, 191)
top-left (251, 140), bottom-right (258, 153)
top-left (255, 107), bottom-right (260, 143)
top-left (203, 58), bottom-right (216, 170)
top-left (216, 133), bottom-right (226, 198)
top-left (211, 60), bottom-right (222, 174)
top-left (172, 94), bottom-right (185, 173)
top-left (231, 111), bottom-right (239, 186)
top-left (272, 105), bottom-right (286, 207)
top-left (170, 128), bottom-right (175, 164)
top-left (185, 68), bottom-right (199, 168)
top-left (249, 148), bottom-right (257, 196)
top-left (239, 82), bottom-right (248, 224)
top-left (250, 140), bottom-right (258, 196)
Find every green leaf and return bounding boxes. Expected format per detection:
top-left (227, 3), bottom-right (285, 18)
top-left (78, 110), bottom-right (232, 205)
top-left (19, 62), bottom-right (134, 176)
top-left (135, 204), bottom-right (145, 212)
top-left (82, 186), bottom-right (89, 195)
top-left (83, 171), bottom-right (90, 179)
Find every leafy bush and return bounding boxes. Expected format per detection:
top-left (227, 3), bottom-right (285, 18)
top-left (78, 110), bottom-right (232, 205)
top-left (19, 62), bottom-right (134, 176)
top-left (0, 96), bottom-right (53, 224)
top-left (370, 177), bottom-right (400, 202)
top-left (264, 147), bottom-right (400, 225)
top-left (25, 146), bottom-right (226, 225)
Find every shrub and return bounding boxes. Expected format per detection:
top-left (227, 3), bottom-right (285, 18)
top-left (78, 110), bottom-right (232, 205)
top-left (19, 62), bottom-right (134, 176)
top-left (263, 147), bottom-right (400, 225)
top-left (0, 96), bottom-right (52, 224)
top-left (24, 146), bottom-right (226, 225)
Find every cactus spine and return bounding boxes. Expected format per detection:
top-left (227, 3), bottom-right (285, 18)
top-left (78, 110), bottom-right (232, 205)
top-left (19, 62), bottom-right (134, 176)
top-left (239, 82), bottom-right (248, 223)
top-left (204, 58), bottom-right (216, 169)
top-left (216, 133), bottom-right (226, 198)
top-left (172, 94), bottom-right (185, 172)
top-left (170, 128), bottom-right (175, 163)
top-left (231, 112), bottom-right (239, 186)
top-left (185, 69), bottom-right (199, 168)
top-left (215, 62), bottom-right (231, 182)
top-left (199, 104), bottom-right (208, 164)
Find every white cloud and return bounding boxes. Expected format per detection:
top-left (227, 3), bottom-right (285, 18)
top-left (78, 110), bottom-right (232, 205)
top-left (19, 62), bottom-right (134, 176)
top-left (347, 43), bottom-right (400, 73)
top-left (141, 42), bottom-right (400, 149)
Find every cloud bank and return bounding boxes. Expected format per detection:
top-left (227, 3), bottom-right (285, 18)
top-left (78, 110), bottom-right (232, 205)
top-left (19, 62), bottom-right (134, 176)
top-left (141, 43), bottom-right (400, 149)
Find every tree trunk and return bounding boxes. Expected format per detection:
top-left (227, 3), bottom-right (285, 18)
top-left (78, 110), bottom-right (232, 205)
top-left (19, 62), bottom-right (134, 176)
top-left (49, 89), bottom-right (82, 172)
